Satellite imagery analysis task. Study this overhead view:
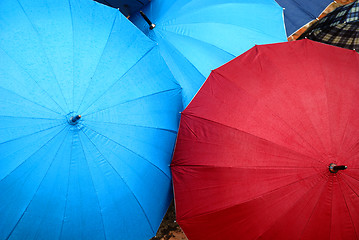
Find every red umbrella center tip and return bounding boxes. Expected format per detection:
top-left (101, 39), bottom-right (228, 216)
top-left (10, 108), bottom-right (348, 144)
top-left (329, 163), bottom-right (347, 173)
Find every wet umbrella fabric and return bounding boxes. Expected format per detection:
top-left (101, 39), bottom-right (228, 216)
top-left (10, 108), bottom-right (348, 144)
top-left (131, 0), bottom-right (287, 107)
top-left (0, 0), bottom-right (182, 239)
top-left (299, 0), bottom-right (359, 52)
top-left (275, 0), bottom-right (332, 36)
top-left (93, 0), bottom-right (150, 17)
top-left (171, 40), bottom-right (359, 240)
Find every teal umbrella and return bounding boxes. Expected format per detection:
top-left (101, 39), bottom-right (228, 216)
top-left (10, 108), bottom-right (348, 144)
top-left (131, 0), bottom-right (287, 107)
top-left (0, 0), bottom-right (182, 239)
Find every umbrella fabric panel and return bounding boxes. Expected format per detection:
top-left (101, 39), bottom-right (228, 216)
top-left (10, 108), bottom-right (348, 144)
top-left (275, 0), bottom-right (332, 36)
top-left (0, 0), bottom-right (182, 239)
top-left (172, 40), bottom-right (359, 239)
top-left (131, 0), bottom-right (287, 107)
top-left (93, 0), bottom-right (150, 16)
top-left (185, 40), bottom-right (359, 156)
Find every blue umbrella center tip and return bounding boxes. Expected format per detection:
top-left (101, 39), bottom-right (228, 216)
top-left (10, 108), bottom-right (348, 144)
top-left (68, 114), bottom-right (82, 125)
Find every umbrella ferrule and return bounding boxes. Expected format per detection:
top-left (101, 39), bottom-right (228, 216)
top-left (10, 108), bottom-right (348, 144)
top-left (140, 11), bottom-right (156, 30)
top-left (329, 163), bottom-right (347, 173)
top-left (69, 115), bottom-right (81, 125)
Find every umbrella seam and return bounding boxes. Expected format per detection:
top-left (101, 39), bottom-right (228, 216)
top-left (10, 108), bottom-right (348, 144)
top-left (82, 126), bottom-right (171, 180)
top-left (156, 27), bottom-right (237, 59)
top-left (80, 129), bottom-right (156, 236)
top-left (337, 175), bottom-right (359, 239)
top-left (84, 120), bottom-right (177, 134)
top-left (15, 0), bottom-right (71, 112)
top-left (77, 131), bottom-right (108, 240)
top-left (0, 123), bottom-right (67, 146)
top-left (84, 88), bottom-right (180, 117)
top-left (159, 22), bottom-right (285, 44)
top-left (4, 127), bottom-right (69, 240)
top-left (0, 85), bottom-right (63, 116)
top-left (75, 12), bottom-right (119, 114)
top-left (181, 113), bottom-right (326, 166)
top-left (177, 172), bottom-right (322, 222)
top-left (0, 46), bottom-right (67, 115)
top-left (213, 60), bottom-right (328, 161)
top-left (79, 44), bottom-right (157, 115)
top-left (298, 176), bottom-right (332, 239)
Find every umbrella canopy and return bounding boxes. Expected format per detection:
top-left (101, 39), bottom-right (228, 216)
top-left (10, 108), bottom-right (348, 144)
top-left (298, 0), bottom-right (359, 52)
top-left (171, 39), bottom-right (359, 240)
top-left (275, 0), bottom-right (332, 36)
top-left (0, 0), bottom-right (182, 239)
top-left (130, 0), bottom-right (287, 107)
top-left (93, 0), bottom-right (150, 17)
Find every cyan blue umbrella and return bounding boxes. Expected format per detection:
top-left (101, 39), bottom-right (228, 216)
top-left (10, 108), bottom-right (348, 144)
top-left (0, 0), bottom-right (182, 239)
top-left (274, 0), bottom-right (333, 36)
top-left (131, 0), bottom-right (287, 107)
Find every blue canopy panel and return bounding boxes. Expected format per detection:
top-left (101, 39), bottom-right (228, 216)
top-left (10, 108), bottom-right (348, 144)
top-left (131, 0), bottom-right (288, 107)
top-left (275, 0), bottom-right (333, 36)
top-left (94, 0), bottom-right (150, 16)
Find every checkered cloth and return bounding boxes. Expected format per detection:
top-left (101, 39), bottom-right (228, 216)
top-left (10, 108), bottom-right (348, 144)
top-left (299, 0), bottom-right (359, 52)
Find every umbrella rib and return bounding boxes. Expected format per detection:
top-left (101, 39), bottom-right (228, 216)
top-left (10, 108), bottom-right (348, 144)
top-left (152, 29), bottom-right (207, 82)
top-left (0, 47), bottom-right (67, 115)
top-left (0, 125), bottom-right (68, 184)
top-left (243, 175), bottom-right (327, 239)
top-left (158, 2), bottom-right (279, 25)
top-left (15, 0), bottom-right (70, 113)
top-left (289, 0), bottom-right (322, 20)
top-left (182, 113), bottom-right (325, 165)
top-left (4, 127), bottom-right (69, 240)
top-left (160, 21), bottom-right (284, 43)
top-left (178, 172), bottom-right (320, 221)
top-left (68, 0), bottom-right (75, 112)
top-left (99, 0), bottom-right (115, 8)
top-left (84, 120), bottom-right (177, 134)
top-left (172, 164), bottom-right (319, 170)
top-left (0, 122), bottom-right (66, 146)
top-left (338, 176), bottom-right (359, 239)
top-left (77, 131), bottom-right (108, 240)
top-left (0, 86), bottom-right (64, 116)
top-left (341, 172), bottom-right (359, 184)
top-left (80, 129), bottom-right (156, 236)
top-left (59, 133), bottom-right (74, 240)
top-left (298, 176), bottom-right (332, 239)
top-left (157, 27), bottom-right (236, 58)
top-left (83, 88), bottom-right (180, 116)
top-left (83, 126), bottom-right (171, 180)
top-left (75, 13), bottom-right (119, 113)
top-left (79, 44), bottom-right (157, 115)
top-left (0, 115), bottom-right (63, 121)
top-left (213, 69), bottom-right (328, 161)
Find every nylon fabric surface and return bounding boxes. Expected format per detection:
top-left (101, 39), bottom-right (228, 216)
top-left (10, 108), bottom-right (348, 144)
top-left (131, 0), bottom-right (287, 107)
top-left (275, 0), bottom-right (332, 36)
top-left (171, 40), bottom-right (359, 240)
top-left (0, 0), bottom-right (182, 239)
top-left (93, 0), bottom-right (150, 16)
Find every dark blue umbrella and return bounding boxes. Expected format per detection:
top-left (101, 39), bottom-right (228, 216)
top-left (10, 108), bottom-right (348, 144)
top-left (131, 0), bottom-right (287, 107)
top-left (275, 0), bottom-right (333, 36)
top-left (0, 0), bottom-right (182, 239)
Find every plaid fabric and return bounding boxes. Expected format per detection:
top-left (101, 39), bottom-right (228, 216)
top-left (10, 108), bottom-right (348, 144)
top-left (301, 0), bottom-right (359, 52)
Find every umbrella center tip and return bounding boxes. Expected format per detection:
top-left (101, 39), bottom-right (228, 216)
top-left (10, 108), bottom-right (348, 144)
top-left (329, 163), bottom-right (347, 173)
top-left (68, 114), bottom-right (82, 125)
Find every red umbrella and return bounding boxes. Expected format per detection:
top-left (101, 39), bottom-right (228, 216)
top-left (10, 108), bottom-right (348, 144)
top-left (171, 39), bottom-right (359, 240)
